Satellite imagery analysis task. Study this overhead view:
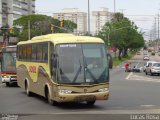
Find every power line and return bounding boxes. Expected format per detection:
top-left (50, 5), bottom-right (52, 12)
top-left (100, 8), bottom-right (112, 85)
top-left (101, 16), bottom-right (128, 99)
top-left (129, 19), bottom-right (153, 21)
top-left (125, 15), bottom-right (155, 17)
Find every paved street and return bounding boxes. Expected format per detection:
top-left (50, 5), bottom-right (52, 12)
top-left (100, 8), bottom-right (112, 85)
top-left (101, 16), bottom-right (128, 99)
top-left (0, 52), bottom-right (160, 120)
top-left (0, 0), bottom-right (160, 119)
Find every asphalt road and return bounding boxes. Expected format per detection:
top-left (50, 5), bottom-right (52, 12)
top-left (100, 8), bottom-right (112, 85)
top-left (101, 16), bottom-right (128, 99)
top-left (0, 52), bottom-right (160, 120)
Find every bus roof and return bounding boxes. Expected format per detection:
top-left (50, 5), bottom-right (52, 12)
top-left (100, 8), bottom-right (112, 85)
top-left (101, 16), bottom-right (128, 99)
top-left (17, 33), bottom-right (105, 45)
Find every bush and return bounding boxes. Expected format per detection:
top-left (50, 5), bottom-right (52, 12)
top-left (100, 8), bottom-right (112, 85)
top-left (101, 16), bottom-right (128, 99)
top-left (113, 51), bottom-right (135, 67)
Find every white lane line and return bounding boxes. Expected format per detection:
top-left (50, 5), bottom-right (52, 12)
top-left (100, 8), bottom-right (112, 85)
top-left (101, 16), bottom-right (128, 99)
top-left (141, 105), bottom-right (156, 107)
top-left (126, 73), bottom-right (160, 82)
top-left (49, 108), bottom-right (160, 114)
top-left (126, 72), bottom-right (133, 80)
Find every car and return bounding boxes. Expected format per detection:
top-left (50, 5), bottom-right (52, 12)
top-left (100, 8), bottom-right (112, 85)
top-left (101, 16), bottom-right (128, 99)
top-left (136, 51), bottom-right (141, 55)
top-left (143, 61), bottom-right (156, 72)
top-left (145, 62), bottom-right (160, 76)
top-left (151, 51), bottom-right (155, 55)
top-left (143, 55), bottom-right (149, 61)
top-left (143, 50), bottom-right (148, 55)
top-left (132, 66), bottom-right (143, 72)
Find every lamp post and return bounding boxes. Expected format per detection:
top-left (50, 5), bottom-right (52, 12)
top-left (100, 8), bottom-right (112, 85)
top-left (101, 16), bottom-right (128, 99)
top-left (114, 0), bottom-right (116, 13)
top-left (103, 26), bottom-right (110, 46)
top-left (158, 13), bottom-right (159, 49)
top-left (88, 0), bottom-right (90, 35)
top-left (107, 28), bottom-right (110, 46)
top-left (28, 20), bottom-right (30, 40)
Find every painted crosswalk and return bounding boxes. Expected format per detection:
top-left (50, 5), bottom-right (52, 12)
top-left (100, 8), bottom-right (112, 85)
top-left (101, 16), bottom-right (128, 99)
top-left (126, 72), bottom-right (160, 83)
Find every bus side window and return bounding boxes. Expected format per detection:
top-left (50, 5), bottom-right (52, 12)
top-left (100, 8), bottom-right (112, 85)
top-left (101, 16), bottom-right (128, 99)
top-left (32, 44), bottom-right (37, 61)
top-left (44, 53), bottom-right (48, 61)
top-left (42, 43), bottom-right (48, 62)
top-left (50, 43), bottom-right (56, 82)
top-left (37, 44), bottom-right (43, 62)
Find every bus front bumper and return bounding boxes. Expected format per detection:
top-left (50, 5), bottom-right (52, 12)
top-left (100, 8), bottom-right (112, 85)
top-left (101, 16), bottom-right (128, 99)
top-left (56, 91), bottom-right (109, 103)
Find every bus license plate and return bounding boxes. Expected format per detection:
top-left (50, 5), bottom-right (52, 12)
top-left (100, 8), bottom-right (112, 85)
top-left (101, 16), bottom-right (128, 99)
top-left (75, 95), bottom-right (95, 102)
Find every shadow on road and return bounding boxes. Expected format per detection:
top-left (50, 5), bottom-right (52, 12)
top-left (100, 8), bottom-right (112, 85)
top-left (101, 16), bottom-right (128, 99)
top-left (20, 91), bottom-right (103, 110)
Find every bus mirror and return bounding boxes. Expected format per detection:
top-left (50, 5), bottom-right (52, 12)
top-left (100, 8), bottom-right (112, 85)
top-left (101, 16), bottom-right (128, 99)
top-left (107, 53), bottom-right (113, 69)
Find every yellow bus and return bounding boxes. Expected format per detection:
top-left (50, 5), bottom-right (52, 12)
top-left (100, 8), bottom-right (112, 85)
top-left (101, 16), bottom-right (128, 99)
top-left (16, 33), bottom-right (109, 105)
top-left (1, 45), bottom-right (17, 87)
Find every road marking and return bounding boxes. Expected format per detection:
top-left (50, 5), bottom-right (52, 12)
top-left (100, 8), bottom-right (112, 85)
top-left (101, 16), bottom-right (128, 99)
top-left (126, 72), bottom-right (133, 80)
top-left (50, 108), bottom-right (160, 114)
top-left (141, 105), bottom-right (156, 107)
top-left (126, 73), bottom-right (160, 83)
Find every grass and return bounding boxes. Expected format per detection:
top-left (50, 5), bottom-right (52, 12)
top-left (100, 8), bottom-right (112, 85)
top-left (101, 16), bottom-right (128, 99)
top-left (113, 52), bottom-right (136, 67)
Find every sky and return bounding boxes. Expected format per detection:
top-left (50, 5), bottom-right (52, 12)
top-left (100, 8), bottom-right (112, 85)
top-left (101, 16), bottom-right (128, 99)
top-left (36, 0), bottom-right (160, 40)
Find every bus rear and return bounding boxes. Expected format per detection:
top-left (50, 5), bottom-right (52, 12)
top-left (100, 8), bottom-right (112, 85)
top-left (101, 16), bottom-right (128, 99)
top-left (1, 46), bottom-right (17, 86)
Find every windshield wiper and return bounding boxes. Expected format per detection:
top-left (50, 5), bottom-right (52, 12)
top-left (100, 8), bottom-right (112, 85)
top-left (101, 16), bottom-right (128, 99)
top-left (97, 68), bottom-right (108, 82)
top-left (83, 58), bottom-right (97, 83)
top-left (72, 60), bottom-right (82, 83)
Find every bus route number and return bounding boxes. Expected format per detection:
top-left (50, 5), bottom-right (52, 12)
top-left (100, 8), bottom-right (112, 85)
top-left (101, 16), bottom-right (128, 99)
top-left (29, 66), bottom-right (36, 73)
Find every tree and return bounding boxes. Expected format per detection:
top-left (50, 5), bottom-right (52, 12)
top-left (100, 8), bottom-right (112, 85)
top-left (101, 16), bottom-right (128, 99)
top-left (97, 13), bottom-right (145, 59)
top-left (13, 14), bottom-right (77, 41)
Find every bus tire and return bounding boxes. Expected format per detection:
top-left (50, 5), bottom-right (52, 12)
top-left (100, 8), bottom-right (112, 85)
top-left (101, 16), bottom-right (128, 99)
top-left (6, 82), bottom-right (10, 87)
top-left (25, 81), bottom-right (32, 97)
top-left (86, 100), bottom-right (96, 106)
top-left (47, 91), bottom-right (54, 105)
top-left (45, 86), bottom-right (58, 106)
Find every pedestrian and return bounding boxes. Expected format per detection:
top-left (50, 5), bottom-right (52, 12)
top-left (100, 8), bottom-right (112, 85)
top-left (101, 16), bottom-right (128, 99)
top-left (125, 62), bottom-right (131, 72)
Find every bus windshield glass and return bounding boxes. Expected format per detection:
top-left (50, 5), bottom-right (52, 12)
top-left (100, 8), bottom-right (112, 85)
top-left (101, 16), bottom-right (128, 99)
top-left (1, 52), bottom-right (16, 72)
top-left (56, 43), bottom-right (108, 84)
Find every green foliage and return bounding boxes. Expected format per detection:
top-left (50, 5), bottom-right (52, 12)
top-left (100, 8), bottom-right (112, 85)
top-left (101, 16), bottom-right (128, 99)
top-left (13, 14), bottom-right (77, 41)
top-left (63, 20), bottom-right (77, 32)
top-left (97, 12), bottom-right (145, 58)
top-left (113, 51), bottom-right (136, 66)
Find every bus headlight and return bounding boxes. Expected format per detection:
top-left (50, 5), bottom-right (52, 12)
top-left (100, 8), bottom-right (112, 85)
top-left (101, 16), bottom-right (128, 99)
top-left (98, 88), bottom-right (109, 92)
top-left (59, 90), bottom-right (72, 94)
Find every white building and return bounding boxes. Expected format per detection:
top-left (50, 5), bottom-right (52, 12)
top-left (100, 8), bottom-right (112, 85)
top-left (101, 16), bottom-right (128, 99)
top-left (92, 8), bottom-right (113, 35)
top-left (0, 0), bottom-right (35, 27)
top-left (53, 8), bottom-right (87, 35)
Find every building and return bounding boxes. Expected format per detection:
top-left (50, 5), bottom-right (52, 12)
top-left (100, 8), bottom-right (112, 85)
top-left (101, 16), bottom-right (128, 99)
top-left (53, 8), bottom-right (87, 35)
top-left (0, 0), bottom-right (35, 27)
top-left (92, 8), bottom-right (113, 35)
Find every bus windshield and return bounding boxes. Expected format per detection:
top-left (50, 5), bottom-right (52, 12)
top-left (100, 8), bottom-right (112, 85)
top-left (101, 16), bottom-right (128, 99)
top-left (56, 43), bottom-right (108, 84)
top-left (1, 52), bottom-right (16, 72)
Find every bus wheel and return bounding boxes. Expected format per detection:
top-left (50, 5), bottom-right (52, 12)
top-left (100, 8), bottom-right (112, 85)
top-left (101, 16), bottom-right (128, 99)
top-left (25, 82), bottom-right (32, 97)
top-left (47, 92), bottom-right (54, 105)
top-left (6, 82), bottom-right (10, 87)
top-left (86, 100), bottom-right (95, 106)
top-left (45, 89), bottom-right (58, 106)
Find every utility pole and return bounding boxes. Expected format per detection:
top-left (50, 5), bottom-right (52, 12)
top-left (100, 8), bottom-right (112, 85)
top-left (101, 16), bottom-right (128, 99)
top-left (0, 5), bottom-right (11, 47)
top-left (155, 17), bottom-right (157, 40)
top-left (88, 0), bottom-right (90, 35)
top-left (155, 17), bottom-right (158, 50)
top-left (114, 0), bottom-right (116, 13)
top-left (28, 20), bottom-right (31, 40)
top-left (158, 14), bottom-right (159, 48)
top-left (119, 9), bottom-right (125, 15)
